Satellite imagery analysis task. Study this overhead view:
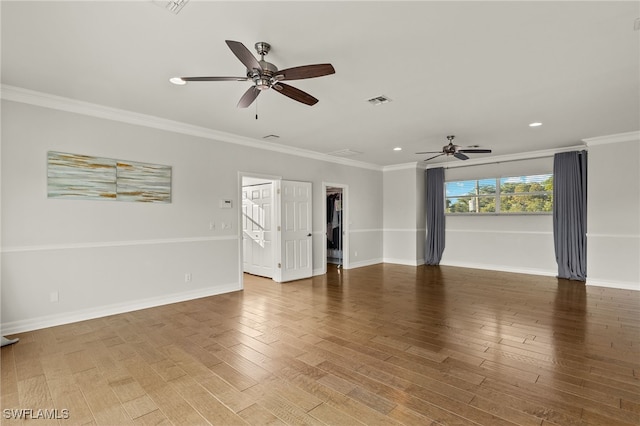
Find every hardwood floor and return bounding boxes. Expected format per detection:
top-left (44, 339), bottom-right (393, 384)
top-left (1, 264), bottom-right (639, 425)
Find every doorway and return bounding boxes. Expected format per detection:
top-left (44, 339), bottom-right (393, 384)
top-left (242, 176), bottom-right (276, 279)
top-left (239, 174), bottom-right (314, 284)
top-left (324, 183), bottom-right (349, 272)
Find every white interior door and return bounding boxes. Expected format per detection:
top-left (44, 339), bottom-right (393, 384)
top-left (274, 180), bottom-right (313, 282)
top-left (242, 183), bottom-right (274, 278)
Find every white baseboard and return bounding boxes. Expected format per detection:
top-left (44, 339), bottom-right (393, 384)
top-left (585, 278), bottom-right (639, 291)
top-left (440, 260), bottom-right (557, 278)
top-left (346, 258), bottom-right (383, 269)
top-left (383, 257), bottom-right (425, 267)
top-left (1, 282), bottom-right (241, 336)
top-left (438, 261), bottom-right (640, 291)
top-left (312, 268), bottom-right (326, 276)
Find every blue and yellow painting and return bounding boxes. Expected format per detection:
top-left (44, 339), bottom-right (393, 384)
top-left (47, 151), bottom-right (171, 203)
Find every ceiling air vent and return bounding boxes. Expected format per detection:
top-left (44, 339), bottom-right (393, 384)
top-left (328, 149), bottom-right (363, 157)
top-left (366, 95), bottom-right (392, 106)
top-left (153, 0), bottom-right (189, 14)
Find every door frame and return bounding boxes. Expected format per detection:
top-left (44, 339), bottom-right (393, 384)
top-left (322, 182), bottom-right (349, 274)
top-left (238, 172), bottom-right (281, 288)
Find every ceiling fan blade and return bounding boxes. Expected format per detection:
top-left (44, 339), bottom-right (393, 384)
top-left (458, 149), bottom-right (492, 154)
top-left (423, 153), bottom-right (445, 161)
top-left (225, 40), bottom-right (262, 72)
top-left (181, 76), bottom-right (248, 82)
top-left (237, 86), bottom-right (260, 108)
top-left (415, 151), bottom-right (443, 154)
top-left (273, 83), bottom-right (318, 106)
top-left (454, 152), bottom-right (470, 160)
top-left (276, 64), bottom-right (335, 81)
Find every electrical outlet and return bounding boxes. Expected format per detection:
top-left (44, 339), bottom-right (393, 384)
top-left (354, 251), bottom-right (358, 257)
top-left (50, 291), bottom-right (59, 303)
top-left (209, 222), bottom-right (215, 230)
top-left (185, 273), bottom-right (192, 283)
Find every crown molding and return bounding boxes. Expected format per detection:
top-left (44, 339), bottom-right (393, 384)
top-left (1, 85), bottom-right (382, 172)
top-left (582, 131), bottom-right (640, 146)
top-left (424, 144), bottom-right (587, 169)
top-left (381, 162), bottom-right (422, 172)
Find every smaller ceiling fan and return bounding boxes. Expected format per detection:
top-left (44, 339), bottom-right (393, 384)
top-left (416, 135), bottom-right (492, 161)
top-left (170, 40), bottom-right (335, 108)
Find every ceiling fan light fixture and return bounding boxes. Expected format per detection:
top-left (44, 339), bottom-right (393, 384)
top-left (169, 77), bottom-right (186, 85)
top-left (529, 122), bottom-right (543, 127)
top-left (253, 76), bottom-right (272, 90)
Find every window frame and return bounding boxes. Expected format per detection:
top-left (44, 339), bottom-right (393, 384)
top-left (444, 174), bottom-right (553, 215)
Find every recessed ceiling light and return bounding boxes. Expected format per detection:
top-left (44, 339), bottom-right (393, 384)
top-left (529, 122), bottom-right (543, 127)
top-left (169, 77), bottom-right (186, 85)
top-left (393, 147), bottom-right (402, 151)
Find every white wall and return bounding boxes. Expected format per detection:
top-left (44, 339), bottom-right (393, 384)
top-left (1, 97), bottom-right (383, 334)
top-left (417, 135), bottom-right (640, 290)
top-left (585, 133), bottom-right (640, 290)
top-left (380, 165), bottom-right (428, 266)
top-left (382, 157), bottom-right (558, 274)
top-left (439, 156), bottom-right (557, 276)
top-left (2, 92), bottom-right (637, 335)
top-left (382, 166), bottom-right (419, 265)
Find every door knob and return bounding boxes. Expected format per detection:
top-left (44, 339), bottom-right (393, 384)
top-left (307, 233), bottom-right (312, 237)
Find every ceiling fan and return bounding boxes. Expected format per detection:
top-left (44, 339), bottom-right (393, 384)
top-left (416, 135), bottom-right (492, 161)
top-left (170, 40), bottom-right (335, 108)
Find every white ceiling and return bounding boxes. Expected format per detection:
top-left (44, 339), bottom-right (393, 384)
top-left (2, 1), bottom-right (638, 167)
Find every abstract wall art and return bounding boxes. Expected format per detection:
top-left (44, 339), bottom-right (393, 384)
top-left (47, 151), bottom-right (171, 203)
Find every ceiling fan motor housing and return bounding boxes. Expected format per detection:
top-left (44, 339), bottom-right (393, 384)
top-left (444, 135), bottom-right (458, 155)
top-left (254, 42), bottom-right (271, 56)
top-left (248, 56), bottom-right (279, 90)
top-left (443, 143), bottom-right (459, 155)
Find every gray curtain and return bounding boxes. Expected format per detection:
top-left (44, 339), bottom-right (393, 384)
top-left (553, 150), bottom-right (587, 281)
top-left (425, 167), bottom-right (445, 265)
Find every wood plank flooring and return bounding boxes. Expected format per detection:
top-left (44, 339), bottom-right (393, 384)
top-left (1, 264), bottom-right (639, 425)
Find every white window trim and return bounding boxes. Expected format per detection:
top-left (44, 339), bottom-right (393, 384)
top-left (445, 175), bottom-right (553, 215)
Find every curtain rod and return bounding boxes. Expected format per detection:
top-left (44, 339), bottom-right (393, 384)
top-left (425, 144), bottom-right (586, 170)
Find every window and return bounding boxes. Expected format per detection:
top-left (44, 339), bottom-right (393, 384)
top-left (445, 174), bottom-right (553, 214)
